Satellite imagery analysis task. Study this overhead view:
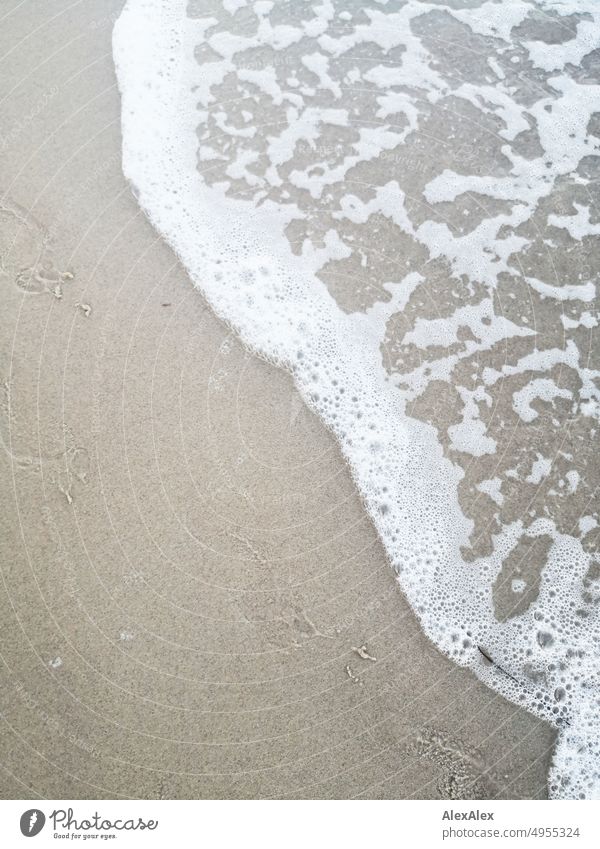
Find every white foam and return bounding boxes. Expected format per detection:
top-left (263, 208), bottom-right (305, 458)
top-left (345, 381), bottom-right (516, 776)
top-left (523, 4), bottom-right (600, 71)
top-left (526, 453), bottom-right (553, 484)
top-left (579, 515), bottom-right (597, 536)
top-left (513, 378), bottom-right (572, 423)
top-left (549, 203), bottom-right (600, 240)
top-left (477, 477), bottom-right (504, 506)
top-left (527, 276), bottom-right (596, 303)
top-left (113, 0), bottom-right (600, 799)
top-left (512, 578), bottom-right (527, 594)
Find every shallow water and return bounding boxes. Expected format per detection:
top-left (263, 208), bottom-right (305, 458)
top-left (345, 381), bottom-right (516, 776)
top-left (113, 0), bottom-right (600, 798)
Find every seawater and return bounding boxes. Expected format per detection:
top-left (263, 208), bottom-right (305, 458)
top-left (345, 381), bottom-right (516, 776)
top-left (113, 0), bottom-right (600, 798)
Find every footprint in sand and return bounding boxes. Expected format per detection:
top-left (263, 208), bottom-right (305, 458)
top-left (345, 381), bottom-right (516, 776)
top-left (0, 196), bottom-right (73, 298)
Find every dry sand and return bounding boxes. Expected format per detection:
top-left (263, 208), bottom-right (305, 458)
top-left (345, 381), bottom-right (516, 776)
top-left (0, 0), bottom-right (555, 799)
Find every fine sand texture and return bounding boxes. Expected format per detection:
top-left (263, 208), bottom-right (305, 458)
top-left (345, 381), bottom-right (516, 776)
top-left (0, 0), bottom-right (555, 799)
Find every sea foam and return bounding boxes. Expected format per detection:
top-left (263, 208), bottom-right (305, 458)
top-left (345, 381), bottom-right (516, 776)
top-left (113, 0), bottom-right (600, 798)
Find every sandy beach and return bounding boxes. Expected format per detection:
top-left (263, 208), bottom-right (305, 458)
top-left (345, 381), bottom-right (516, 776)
top-left (0, 0), bottom-right (559, 799)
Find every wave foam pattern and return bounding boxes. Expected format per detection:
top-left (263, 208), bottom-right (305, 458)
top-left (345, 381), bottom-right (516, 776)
top-left (113, 0), bottom-right (600, 798)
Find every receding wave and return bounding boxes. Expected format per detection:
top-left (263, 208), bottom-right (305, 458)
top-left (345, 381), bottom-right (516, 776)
top-left (113, 0), bottom-right (600, 798)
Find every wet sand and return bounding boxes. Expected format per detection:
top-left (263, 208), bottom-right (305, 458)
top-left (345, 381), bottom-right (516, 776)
top-left (0, 0), bottom-right (555, 799)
